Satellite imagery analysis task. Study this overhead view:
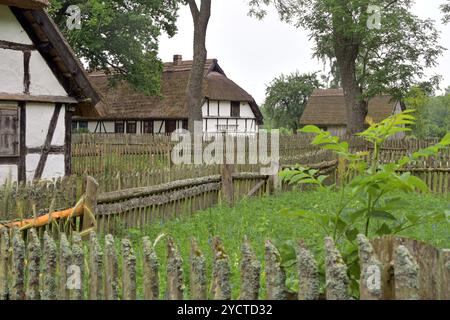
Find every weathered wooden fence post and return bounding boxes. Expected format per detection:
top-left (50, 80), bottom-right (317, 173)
top-left (240, 238), bottom-right (260, 300)
top-left (10, 230), bottom-right (25, 300)
top-left (59, 233), bottom-right (72, 300)
top-left (166, 238), bottom-right (184, 300)
top-left (211, 237), bottom-right (231, 300)
top-left (26, 229), bottom-right (41, 300)
top-left (265, 240), bottom-right (287, 300)
top-left (42, 232), bottom-right (57, 300)
top-left (0, 228), bottom-right (9, 300)
top-left (70, 233), bottom-right (84, 300)
top-left (143, 237), bottom-right (160, 300)
top-left (297, 240), bottom-right (320, 300)
top-left (324, 237), bottom-right (350, 300)
top-left (82, 176), bottom-right (99, 237)
top-left (270, 162), bottom-right (281, 194)
top-left (89, 232), bottom-right (104, 300)
top-left (357, 234), bottom-right (383, 300)
top-left (394, 245), bottom-right (420, 300)
top-left (104, 234), bottom-right (119, 300)
top-left (190, 238), bottom-right (207, 300)
top-left (442, 250), bottom-right (450, 300)
top-left (122, 239), bottom-right (137, 300)
top-left (221, 164), bottom-right (234, 206)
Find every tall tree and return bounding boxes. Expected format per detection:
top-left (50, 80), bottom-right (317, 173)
top-left (185, 0), bottom-right (211, 132)
top-left (442, 0), bottom-right (450, 23)
top-left (49, 0), bottom-right (179, 95)
top-left (262, 72), bottom-right (321, 133)
top-left (249, 0), bottom-right (444, 134)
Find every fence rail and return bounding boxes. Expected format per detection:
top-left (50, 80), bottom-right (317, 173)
top-left (0, 230), bottom-right (447, 300)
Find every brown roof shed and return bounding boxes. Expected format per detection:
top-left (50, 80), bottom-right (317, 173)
top-left (300, 89), bottom-right (399, 126)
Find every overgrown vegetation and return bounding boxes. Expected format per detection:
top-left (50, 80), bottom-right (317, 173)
top-left (115, 190), bottom-right (449, 299)
top-left (280, 109), bottom-right (450, 295)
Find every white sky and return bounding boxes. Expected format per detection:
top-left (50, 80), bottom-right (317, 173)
top-left (158, 0), bottom-right (450, 104)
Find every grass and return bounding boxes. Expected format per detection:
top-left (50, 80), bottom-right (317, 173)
top-left (114, 189), bottom-right (449, 299)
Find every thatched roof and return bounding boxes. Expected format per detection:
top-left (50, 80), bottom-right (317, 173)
top-left (300, 89), bottom-right (398, 126)
top-left (4, 5), bottom-right (100, 106)
top-left (0, 0), bottom-right (48, 9)
top-left (78, 56), bottom-right (263, 125)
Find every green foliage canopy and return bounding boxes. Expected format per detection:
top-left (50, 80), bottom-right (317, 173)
top-left (49, 0), bottom-right (180, 95)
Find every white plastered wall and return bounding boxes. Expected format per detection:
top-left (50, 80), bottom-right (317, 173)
top-left (0, 5), bottom-right (32, 45)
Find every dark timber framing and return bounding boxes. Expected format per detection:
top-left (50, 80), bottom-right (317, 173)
top-left (0, 39), bottom-right (35, 51)
top-left (33, 103), bottom-right (62, 180)
top-left (18, 102), bottom-right (26, 182)
top-left (64, 105), bottom-right (72, 176)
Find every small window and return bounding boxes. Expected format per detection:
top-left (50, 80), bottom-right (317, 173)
top-left (231, 101), bottom-right (240, 118)
top-left (115, 121), bottom-right (125, 134)
top-left (166, 120), bottom-right (177, 134)
top-left (143, 121), bottom-right (153, 134)
top-left (182, 120), bottom-right (188, 130)
top-left (126, 121), bottom-right (137, 134)
top-left (71, 121), bottom-right (78, 132)
top-left (79, 121), bottom-right (88, 130)
top-left (0, 106), bottom-right (19, 157)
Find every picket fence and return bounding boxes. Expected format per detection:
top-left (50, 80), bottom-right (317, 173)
top-left (0, 229), bottom-right (448, 300)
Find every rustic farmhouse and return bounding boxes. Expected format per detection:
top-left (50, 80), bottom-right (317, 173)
top-left (73, 55), bottom-right (264, 135)
top-left (300, 89), bottom-right (404, 137)
top-left (0, 0), bottom-right (100, 184)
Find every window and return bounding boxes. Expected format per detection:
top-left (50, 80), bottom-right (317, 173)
top-left (126, 121), bottom-right (137, 134)
top-left (143, 121), bottom-right (153, 134)
top-left (0, 106), bottom-right (19, 156)
top-left (115, 121), bottom-right (125, 133)
top-left (182, 120), bottom-right (188, 130)
top-left (71, 121), bottom-right (78, 132)
top-left (79, 121), bottom-right (88, 130)
top-left (165, 120), bottom-right (177, 134)
top-left (231, 101), bottom-right (240, 118)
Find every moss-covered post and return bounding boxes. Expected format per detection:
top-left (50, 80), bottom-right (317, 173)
top-left (0, 228), bottom-right (10, 300)
top-left (357, 234), bottom-right (383, 300)
top-left (394, 245), bottom-right (420, 300)
top-left (89, 232), bottom-right (104, 300)
top-left (71, 233), bottom-right (84, 300)
top-left (42, 231), bottom-right (57, 300)
top-left (104, 234), bottom-right (119, 300)
top-left (59, 233), bottom-right (72, 300)
top-left (297, 240), bottom-right (320, 300)
top-left (26, 229), bottom-right (41, 300)
top-left (166, 238), bottom-right (184, 300)
top-left (190, 238), bottom-right (207, 300)
top-left (211, 237), bottom-right (231, 300)
top-left (122, 239), bottom-right (137, 300)
top-left (10, 230), bottom-right (25, 300)
top-left (143, 236), bottom-right (159, 300)
top-left (324, 237), bottom-right (349, 300)
top-left (265, 240), bottom-right (287, 300)
top-left (240, 238), bottom-right (260, 300)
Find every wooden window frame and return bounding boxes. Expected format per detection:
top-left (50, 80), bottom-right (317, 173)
top-left (126, 121), bottom-right (137, 134)
top-left (231, 101), bottom-right (240, 118)
top-left (143, 120), bottom-right (153, 134)
top-left (0, 105), bottom-right (19, 157)
top-left (115, 121), bottom-right (125, 134)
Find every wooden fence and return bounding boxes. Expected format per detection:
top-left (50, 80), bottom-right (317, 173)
top-left (93, 170), bottom-right (269, 234)
top-left (0, 229), bottom-right (447, 300)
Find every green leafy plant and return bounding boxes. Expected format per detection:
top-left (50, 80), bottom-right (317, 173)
top-left (280, 110), bottom-right (450, 295)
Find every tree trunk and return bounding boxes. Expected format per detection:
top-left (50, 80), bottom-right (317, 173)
top-left (187, 0), bottom-right (211, 133)
top-left (333, 34), bottom-right (368, 135)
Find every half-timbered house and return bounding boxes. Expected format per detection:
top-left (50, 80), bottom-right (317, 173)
top-left (0, 0), bottom-right (100, 184)
top-left (73, 55), bottom-right (263, 135)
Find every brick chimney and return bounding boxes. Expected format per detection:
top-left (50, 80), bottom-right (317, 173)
top-left (173, 54), bottom-right (182, 65)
